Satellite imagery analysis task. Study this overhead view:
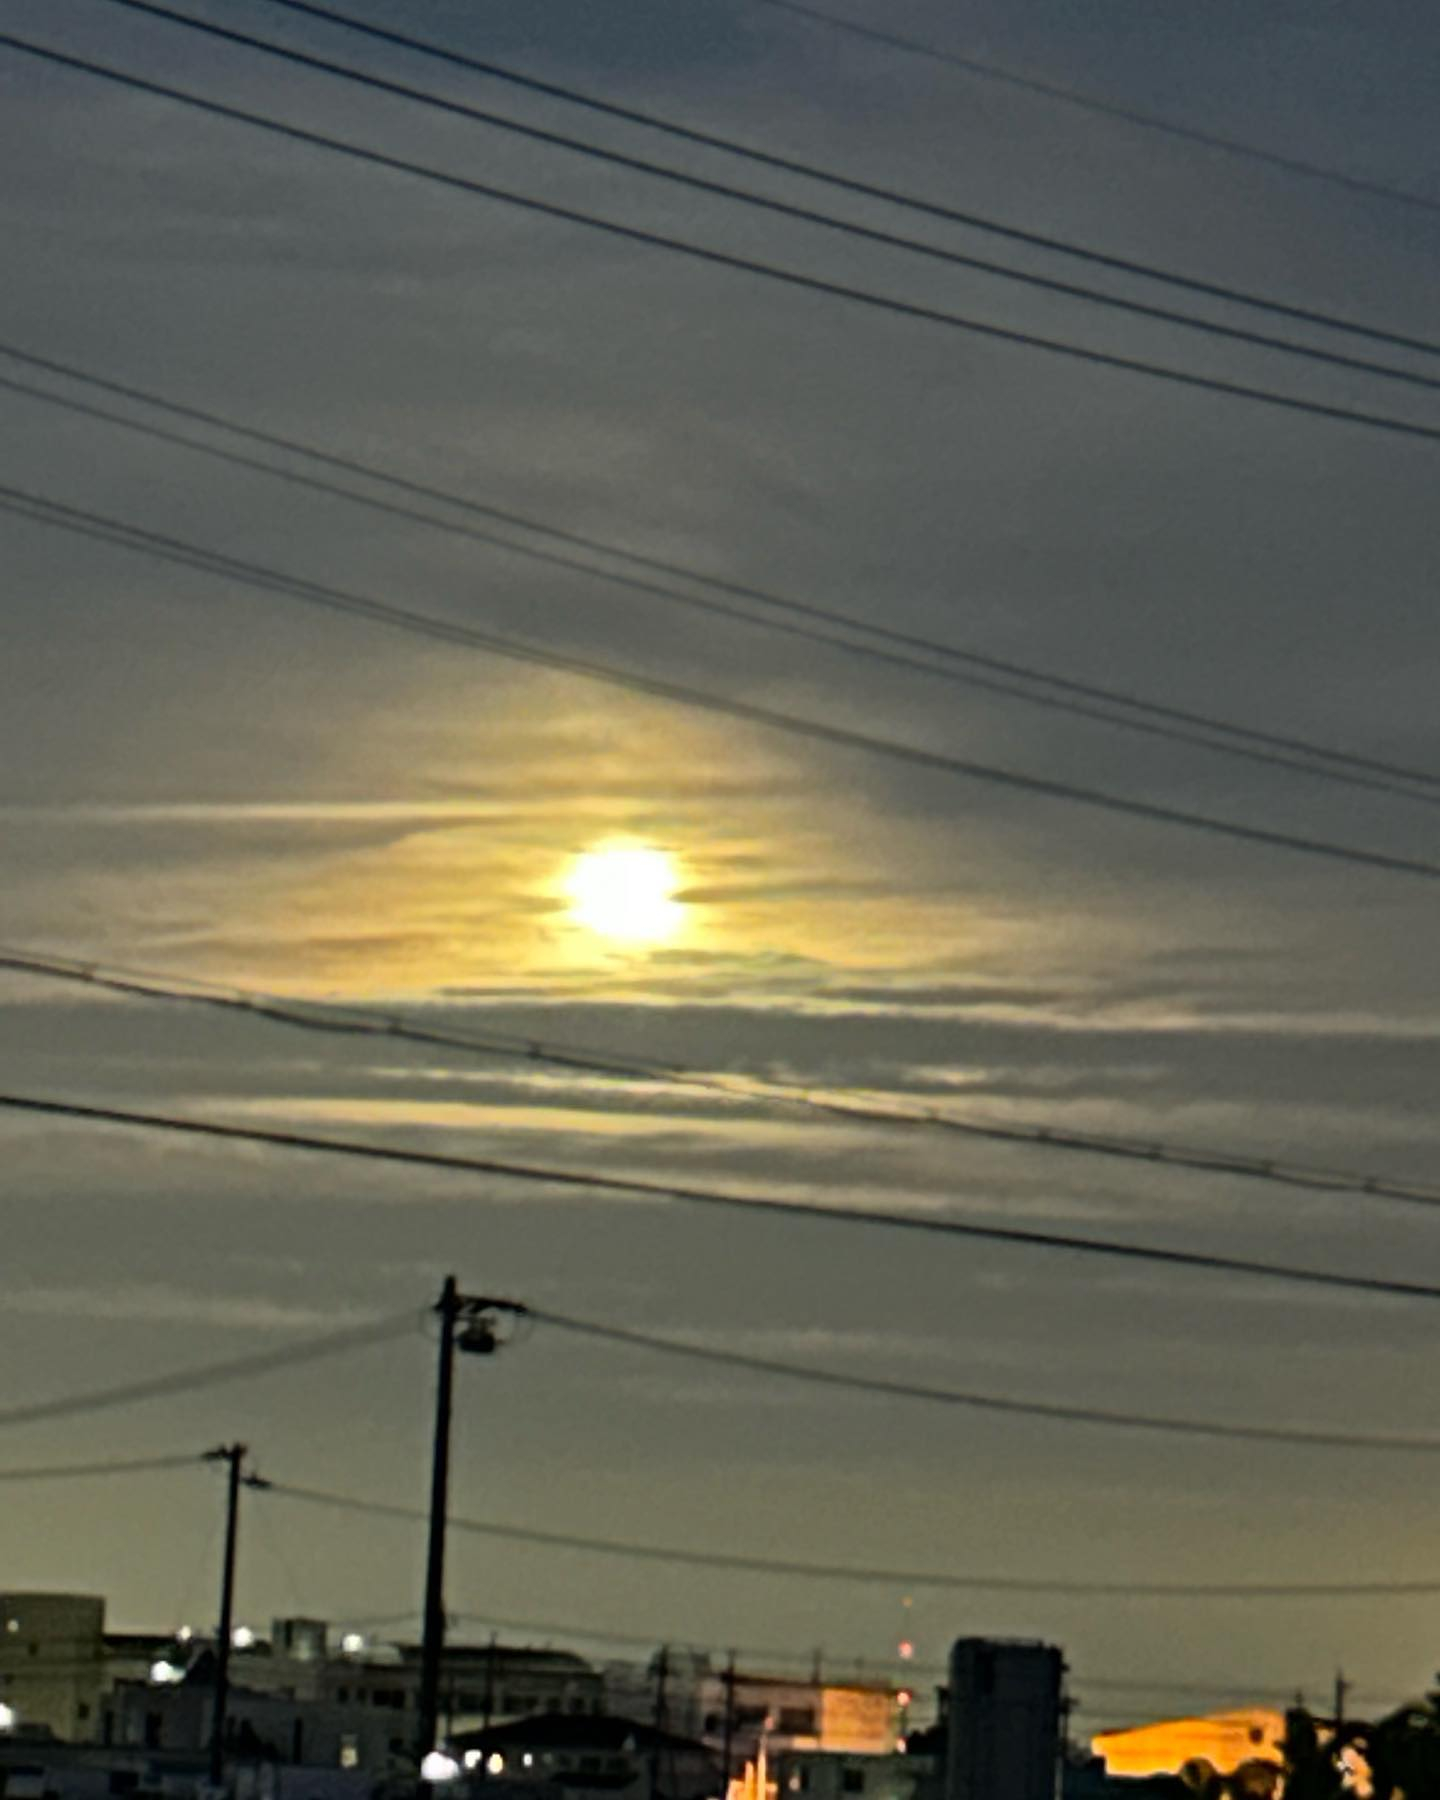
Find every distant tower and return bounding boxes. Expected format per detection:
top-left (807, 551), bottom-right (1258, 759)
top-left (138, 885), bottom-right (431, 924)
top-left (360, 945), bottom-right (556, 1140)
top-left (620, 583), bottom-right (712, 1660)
top-left (945, 1638), bottom-right (1064, 1800)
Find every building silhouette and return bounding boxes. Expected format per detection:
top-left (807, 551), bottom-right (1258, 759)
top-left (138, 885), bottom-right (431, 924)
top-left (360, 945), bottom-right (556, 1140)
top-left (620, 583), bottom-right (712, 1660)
top-left (945, 1639), bottom-right (1064, 1800)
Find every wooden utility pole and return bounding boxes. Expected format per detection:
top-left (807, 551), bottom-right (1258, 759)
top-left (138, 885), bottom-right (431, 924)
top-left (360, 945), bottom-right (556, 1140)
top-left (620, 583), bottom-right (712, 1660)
top-left (206, 1444), bottom-right (247, 1789)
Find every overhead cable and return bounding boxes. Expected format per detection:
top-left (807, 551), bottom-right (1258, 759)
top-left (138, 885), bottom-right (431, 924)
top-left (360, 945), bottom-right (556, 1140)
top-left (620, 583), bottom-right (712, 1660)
top-left (4, 32), bottom-right (1440, 445)
top-left (11, 368), bottom-right (1440, 809)
top-left (4, 1089), bottom-right (1440, 1306)
top-left (527, 1307), bottom-right (1440, 1453)
top-left (0, 1452), bottom-right (204, 1481)
top-left (247, 0), bottom-right (1440, 363)
top-left (8, 481), bottom-right (1440, 883)
top-left (259, 1480), bottom-right (1440, 1597)
top-left (25, 367), bottom-right (1432, 812)
top-left (91, 0), bottom-right (1440, 399)
top-left (7, 341), bottom-right (1440, 799)
top-left (444, 1609), bottom-right (1346, 1703)
top-left (745, 0), bottom-right (1440, 220)
top-left (8, 945), bottom-right (1440, 1218)
top-left (0, 1310), bottom-right (420, 1430)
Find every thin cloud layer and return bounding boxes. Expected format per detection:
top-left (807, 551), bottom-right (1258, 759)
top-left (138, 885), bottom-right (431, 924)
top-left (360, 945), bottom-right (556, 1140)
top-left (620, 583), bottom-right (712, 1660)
top-left (1, 0), bottom-right (1438, 1720)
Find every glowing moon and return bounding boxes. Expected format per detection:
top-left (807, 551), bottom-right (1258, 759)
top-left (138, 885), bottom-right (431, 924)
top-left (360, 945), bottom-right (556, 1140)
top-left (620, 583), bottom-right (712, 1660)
top-left (564, 844), bottom-right (683, 944)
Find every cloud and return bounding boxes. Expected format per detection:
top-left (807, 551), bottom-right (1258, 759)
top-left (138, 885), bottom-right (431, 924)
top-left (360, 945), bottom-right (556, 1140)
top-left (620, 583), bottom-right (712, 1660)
top-left (1, 0), bottom-right (1438, 1707)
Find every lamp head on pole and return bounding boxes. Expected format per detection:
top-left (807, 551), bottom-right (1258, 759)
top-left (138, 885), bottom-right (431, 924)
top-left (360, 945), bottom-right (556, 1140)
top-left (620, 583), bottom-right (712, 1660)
top-left (457, 1316), bottom-right (499, 1356)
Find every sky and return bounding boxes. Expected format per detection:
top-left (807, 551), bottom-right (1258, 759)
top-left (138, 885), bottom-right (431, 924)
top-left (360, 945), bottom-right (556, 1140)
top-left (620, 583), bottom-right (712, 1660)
top-left (2, 0), bottom-right (1440, 1739)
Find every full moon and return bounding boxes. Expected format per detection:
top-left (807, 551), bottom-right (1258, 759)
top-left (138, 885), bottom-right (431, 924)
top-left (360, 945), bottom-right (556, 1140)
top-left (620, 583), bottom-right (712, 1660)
top-left (564, 844), bottom-right (684, 944)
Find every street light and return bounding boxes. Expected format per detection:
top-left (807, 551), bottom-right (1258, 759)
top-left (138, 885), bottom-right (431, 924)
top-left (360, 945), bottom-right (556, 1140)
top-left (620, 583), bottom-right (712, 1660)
top-left (415, 1276), bottom-right (526, 1774)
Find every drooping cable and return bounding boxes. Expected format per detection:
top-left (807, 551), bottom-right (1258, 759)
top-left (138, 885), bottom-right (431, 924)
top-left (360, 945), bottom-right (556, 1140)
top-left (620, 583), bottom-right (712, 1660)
top-left (0, 1311), bottom-right (420, 1430)
top-left (0, 1452), bottom-right (204, 1480)
top-left (3, 1089), bottom-right (1440, 1306)
top-left (7, 945), bottom-right (1440, 1217)
top-left (745, 0), bottom-right (1440, 220)
top-left (6, 364), bottom-right (1440, 809)
top-left (3, 30), bottom-right (1440, 445)
top-left (89, 0), bottom-right (1440, 399)
top-left (525, 1307), bottom-right (1440, 1453)
top-left (259, 1480), bottom-right (1440, 1598)
top-left (7, 346), bottom-right (1440, 802)
top-left (248, 0), bottom-right (1440, 360)
top-left (7, 481), bottom-right (1440, 882)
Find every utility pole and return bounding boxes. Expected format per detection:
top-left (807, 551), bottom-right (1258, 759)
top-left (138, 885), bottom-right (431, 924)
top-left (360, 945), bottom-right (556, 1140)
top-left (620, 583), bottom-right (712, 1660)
top-left (417, 1278), bottom-right (459, 1774)
top-left (1334, 1670), bottom-right (1350, 1729)
top-left (648, 1645), bottom-right (670, 1800)
top-left (719, 1652), bottom-right (736, 1800)
top-left (204, 1444), bottom-right (247, 1790)
top-left (414, 1278), bottom-right (525, 1774)
top-left (482, 1631), bottom-right (498, 1732)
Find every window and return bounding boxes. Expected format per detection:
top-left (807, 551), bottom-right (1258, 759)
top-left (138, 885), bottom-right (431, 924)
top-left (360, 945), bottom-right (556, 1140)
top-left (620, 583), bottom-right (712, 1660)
top-left (842, 1771), bottom-right (865, 1794)
top-left (579, 1756), bottom-right (602, 1775)
top-left (339, 1736), bottom-right (360, 1770)
top-left (777, 1710), bottom-right (815, 1736)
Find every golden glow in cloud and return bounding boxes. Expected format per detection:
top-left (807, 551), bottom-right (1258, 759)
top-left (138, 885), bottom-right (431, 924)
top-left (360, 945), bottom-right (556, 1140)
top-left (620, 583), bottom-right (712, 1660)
top-left (563, 842), bottom-right (685, 946)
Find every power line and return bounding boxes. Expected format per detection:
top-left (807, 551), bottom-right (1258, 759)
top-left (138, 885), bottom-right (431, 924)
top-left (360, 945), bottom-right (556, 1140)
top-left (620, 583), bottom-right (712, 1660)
top-left (440, 1610), bottom-right (1353, 1705)
top-left (5, 32), bottom-right (1440, 445)
top-left (526, 1306), bottom-right (1440, 1454)
top-left (9, 481), bottom-right (1440, 884)
top-left (745, 0), bottom-right (1440, 220)
top-left (90, 0), bottom-right (1440, 401)
top-left (14, 375), bottom-right (1437, 817)
top-left (245, 0), bottom-right (1440, 364)
top-left (0, 1452), bottom-right (203, 1481)
top-left (9, 945), bottom-right (1440, 1219)
top-left (8, 344), bottom-right (1440, 803)
top-left (12, 1588), bottom-right (1313, 1708)
top-left (447, 1608), bottom-right (809, 1664)
top-left (386, 1607), bottom-right (1406, 1716)
top-left (0, 1311), bottom-right (420, 1430)
top-left (259, 1480), bottom-right (1440, 1597)
top-left (8, 382), bottom-right (1440, 817)
top-left (4, 1088), bottom-right (1440, 1306)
